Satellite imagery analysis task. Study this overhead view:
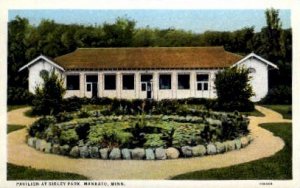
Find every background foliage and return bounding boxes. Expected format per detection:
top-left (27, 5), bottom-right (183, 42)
top-left (8, 9), bottom-right (291, 104)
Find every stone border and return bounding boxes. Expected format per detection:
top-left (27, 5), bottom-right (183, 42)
top-left (27, 135), bottom-right (253, 160)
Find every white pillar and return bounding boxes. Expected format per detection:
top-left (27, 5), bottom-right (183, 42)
top-left (135, 72), bottom-right (140, 98)
top-left (79, 72), bottom-right (85, 97)
top-left (116, 72), bottom-right (121, 99)
top-left (98, 72), bottom-right (103, 98)
top-left (172, 71), bottom-right (177, 99)
top-left (190, 71), bottom-right (196, 98)
top-left (153, 72), bottom-right (159, 100)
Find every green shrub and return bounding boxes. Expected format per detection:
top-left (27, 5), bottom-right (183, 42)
top-left (78, 108), bottom-right (90, 118)
top-left (75, 123), bottom-right (91, 140)
top-left (60, 129), bottom-right (79, 145)
top-left (161, 127), bottom-right (176, 147)
top-left (32, 70), bottom-right (65, 115)
top-left (88, 126), bottom-right (132, 148)
top-left (61, 97), bottom-right (82, 112)
top-left (55, 112), bottom-right (73, 123)
top-left (144, 134), bottom-right (165, 148)
top-left (215, 67), bottom-right (254, 112)
top-left (260, 85), bottom-right (291, 104)
top-left (172, 123), bottom-right (203, 147)
top-left (7, 87), bottom-right (34, 105)
top-left (28, 116), bottom-right (56, 138)
top-left (45, 125), bottom-right (61, 143)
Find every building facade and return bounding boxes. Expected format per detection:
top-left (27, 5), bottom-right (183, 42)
top-left (19, 47), bottom-right (278, 102)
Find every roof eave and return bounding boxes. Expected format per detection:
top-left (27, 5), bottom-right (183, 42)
top-left (231, 52), bottom-right (279, 69)
top-left (19, 55), bottom-right (65, 72)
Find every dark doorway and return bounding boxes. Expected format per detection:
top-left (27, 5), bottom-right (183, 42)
top-left (92, 83), bottom-right (98, 98)
top-left (86, 75), bottom-right (98, 98)
top-left (147, 82), bottom-right (152, 99)
top-left (141, 74), bottom-right (153, 99)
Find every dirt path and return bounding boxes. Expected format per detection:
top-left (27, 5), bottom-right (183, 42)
top-left (7, 106), bottom-right (292, 180)
top-left (7, 107), bottom-right (38, 126)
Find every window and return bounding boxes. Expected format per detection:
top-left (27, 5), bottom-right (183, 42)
top-left (123, 74), bottom-right (135, 90)
top-left (39, 69), bottom-right (49, 79)
top-left (249, 68), bottom-right (256, 73)
top-left (141, 74), bottom-right (152, 82)
top-left (66, 75), bottom-right (80, 90)
top-left (178, 74), bottom-right (190, 89)
top-left (86, 83), bottom-right (91, 92)
top-left (141, 83), bottom-right (146, 91)
top-left (104, 74), bottom-right (116, 90)
top-left (159, 74), bottom-right (171, 89)
top-left (86, 75), bottom-right (98, 82)
top-left (197, 74), bottom-right (209, 91)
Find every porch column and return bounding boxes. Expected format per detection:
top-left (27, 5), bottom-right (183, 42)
top-left (152, 72), bottom-right (159, 100)
top-left (190, 71), bottom-right (196, 97)
top-left (172, 71), bottom-right (177, 99)
top-left (116, 72), bottom-right (121, 99)
top-left (135, 72), bottom-right (140, 98)
top-left (98, 72), bottom-right (103, 98)
top-left (79, 72), bottom-right (85, 97)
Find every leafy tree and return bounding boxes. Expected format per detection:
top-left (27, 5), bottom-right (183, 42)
top-left (8, 16), bottom-right (30, 88)
top-left (103, 17), bottom-right (136, 47)
top-left (132, 27), bottom-right (157, 47)
top-left (32, 70), bottom-right (66, 115)
top-left (215, 67), bottom-right (254, 111)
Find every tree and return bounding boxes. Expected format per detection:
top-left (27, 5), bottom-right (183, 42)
top-left (8, 16), bottom-right (30, 88)
top-left (32, 70), bottom-right (66, 115)
top-left (103, 17), bottom-right (136, 47)
top-left (214, 67), bottom-right (254, 111)
top-left (252, 8), bottom-right (285, 63)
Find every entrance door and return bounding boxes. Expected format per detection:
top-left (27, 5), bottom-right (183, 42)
top-left (92, 83), bottom-right (98, 98)
top-left (146, 82), bottom-right (152, 99)
top-left (86, 75), bottom-right (98, 98)
top-left (141, 74), bottom-right (153, 99)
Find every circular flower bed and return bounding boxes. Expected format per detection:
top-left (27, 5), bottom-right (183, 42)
top-left (27, 109), bottom-right (253, 160)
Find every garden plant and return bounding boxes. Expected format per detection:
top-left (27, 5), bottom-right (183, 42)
top-left (27, 99), bottom-right (253, 160)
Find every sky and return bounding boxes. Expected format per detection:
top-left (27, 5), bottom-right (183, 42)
top-left (8, 9), bottom-right (291, 33)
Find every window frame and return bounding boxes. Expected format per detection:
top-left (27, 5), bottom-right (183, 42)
top-left (104, 74), bottom-right (116, 90)
top-left (159, 74), bottom-right (172, 90)
top-left (177, 74), bottom-right (190, 90)
top-left (196, 73), bottom-right (209, 91)
top-left (122, 74), bottom-right (135, 90)
top-left (66, 74), bottom-right (80, 90)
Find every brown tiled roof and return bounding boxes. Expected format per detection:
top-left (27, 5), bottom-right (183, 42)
top-left (54, 47), bottom-right (243, 70)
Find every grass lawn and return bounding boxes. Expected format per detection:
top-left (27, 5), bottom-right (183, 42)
top-left (241, 109), bottom-right (264, 117)
top-left (262, 105), bottom-right (292, 119)
top-left (7, 123), bottom-right (88, 180)
top-left (171, 123), bottom-right (292, 180)
top-left (7, 105), bottom-right (28, 112)
top-left (7, 163), bottom-right (88, 180)
top-left (7, 124), bottom-right (26, 134)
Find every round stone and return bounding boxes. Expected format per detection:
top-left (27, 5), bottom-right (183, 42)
top-left (166, 147), bottom-right (180, 159)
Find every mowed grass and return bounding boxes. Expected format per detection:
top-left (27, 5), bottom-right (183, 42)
top-left (7, 163), bottom-right (88, 180)
top-left (7, 105), bottom-right (28, 112)
top-left (262, 105), bottom-right (292, 119)
top-left (241, 109), bottom-right (265, 117)
top-left (7, 124), bottom-right (25, 134)
top-left (7, 123), bottom-right (88, 180)
top-left (171, 123), bottom-right (292, 180)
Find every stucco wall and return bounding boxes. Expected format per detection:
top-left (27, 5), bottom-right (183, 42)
top-left (238, 57), bottom-right (269, 102)
top-left (63, 69), bottom-right (218, 100)
top-left (27, 58), bottom-right (269, 102)
top-left (28, 59), bottom-right (63, 93)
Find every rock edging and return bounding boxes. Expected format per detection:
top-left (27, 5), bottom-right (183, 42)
top-left (27, 135), bottom-right (253, 160)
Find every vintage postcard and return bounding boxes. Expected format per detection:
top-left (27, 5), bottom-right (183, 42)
top-left (1, 0), bottom-right (299, 188)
